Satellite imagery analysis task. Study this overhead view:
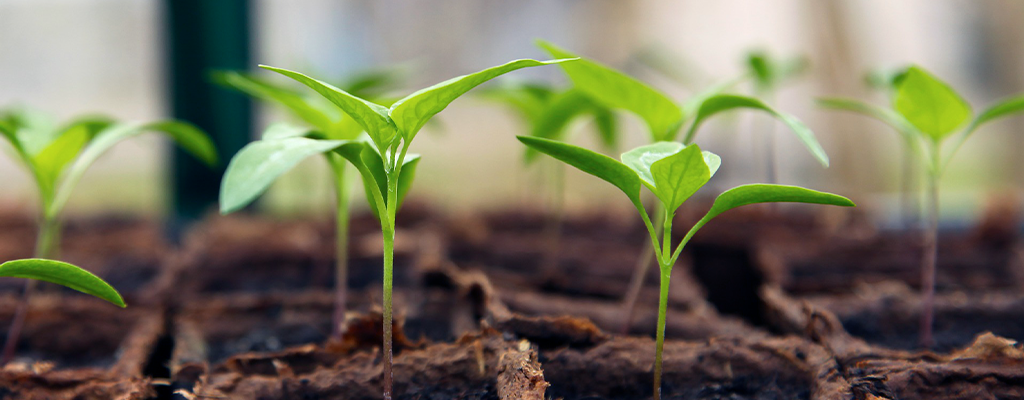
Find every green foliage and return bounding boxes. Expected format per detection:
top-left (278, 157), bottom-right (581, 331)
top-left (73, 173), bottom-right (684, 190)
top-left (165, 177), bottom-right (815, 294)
top-left (517, 136), bottom-right (642, 207)
top-left (894, 67), bottom-right (971, 141)
top-left (0, 107), bottom-right (216, 219)
top-left (537, 41), bottom-right (829, 166)
top-left (0, 259), bottom-right (124, 308)
top-left (745, 50), bottom-right (809, 93)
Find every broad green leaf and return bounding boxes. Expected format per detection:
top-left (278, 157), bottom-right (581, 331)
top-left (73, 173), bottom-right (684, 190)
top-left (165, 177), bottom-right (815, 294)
top-left (538, 41), bottom-right (683, 141)
top-left (262, 122), bottom-right (316, 140)
top-left (51, 121), bottom-right (216, 217)
top-left (32, 124), bottom-right (92, 197)
top-left (702, 184), bottom-right (855, 223)
top-left (703, 151), bottom-right (721, 177)
top-left (684, 94), bottom-right (829, 167)
top-left (358, 148), bottom-right (421, 213)
top-left (518, 136), bottom-right (642, 206)
top-left (220, 137), bottom-right (358, 214)
top-left (650, 145), bottom-right (713, 211)
top-left (0, 259), bottom-right (124, 307)
top-left (816, 97), bottom-right (918, 143)
top-left (620, 142), bottom-right (684, 192)
top-left (212, 71), bottom-right (337, 130)
top-left (966, 94), bottom-right (1024, 135)
top-left (261, 65), bottom-right (397, 150)
top-left (894, 66), bottom-right (971, 141)
top-left (390, 58), bottom-right (576, 142)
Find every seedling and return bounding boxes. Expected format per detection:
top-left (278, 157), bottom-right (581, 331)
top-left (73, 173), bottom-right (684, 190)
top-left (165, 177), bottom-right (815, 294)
top-left (817, 66), bottom-right (1024, 347)
top-left (744, 50), bottom-right (810, 183)
top-left (536, 41), bottom-right (831, 332)
top-left (215, 68), bottom-right (405, 340)
top-left (225, 57), bottom-right (574, 399)
top-left (520, 137), bottom-right (853, 399)
top-left (0, 107), bottom-right (215, 363)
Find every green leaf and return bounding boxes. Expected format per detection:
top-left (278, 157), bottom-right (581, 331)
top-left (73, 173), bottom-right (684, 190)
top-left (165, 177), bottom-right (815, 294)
top-left (517, 136), bottom-right (642, 206)
top-left (390, 58), bottom-right (576, 143)
top-left (358, 147), bottom-right (421, 215)
top-left (684, 94), bottom-right (829, 167)
top-left (9, 107), bottom-right (59, 156)
top-left (966, 94), bottom-right (1024, 135)
top-left (537, 41), bottom-right (683, 142)
top-left (894, 66), bottom-right (971, 141)
top-left (476, 81), bottom-right (556, 124)
top-left (702, 184), bottom-right (855, 223)
top-left (524, 89), bottom-right (609, 164)
top-left (261, 65), bottom-right (397, 150)
top-left (262, 122), bottom-right (317, 140)
top-left (620, 142), bottom-right (684, 192)
top-left (50, 121), bottom-right (217, 217)
top-left (212, 71), bottom-right (338, 131)
top-left (0, 259), bottom-right (124, 307)
top-left (219, 137), bottom-right (359, 214)
top-left (650, 145), bottom-right (713, 211)
top-left (816, 97), bottom-right (918, 143)
top-left (31, 125), bottom-right (93, 199)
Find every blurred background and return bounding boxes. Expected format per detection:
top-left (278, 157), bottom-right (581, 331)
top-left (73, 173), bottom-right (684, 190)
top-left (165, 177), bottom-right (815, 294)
top-left (1, 0), bottom-right (1022, 226)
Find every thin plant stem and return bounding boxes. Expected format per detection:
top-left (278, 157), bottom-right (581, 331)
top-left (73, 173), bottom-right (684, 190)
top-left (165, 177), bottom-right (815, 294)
top-left (900, 145), bottom-right (919, 230)
top-left (540, 159), bottom-right (566, 278)
top-left (620, 202), bottom-right (665, 334)
top-left (330, 158), bottom-right (352, 340)
top-left (1, 214), bottom-right (61, 365)
top-left (381, 226), bottom-right (395, 400)
top-left (652, 209), bottom-right (673, 400)
top-left (919, 156), bottom-right (940, 348)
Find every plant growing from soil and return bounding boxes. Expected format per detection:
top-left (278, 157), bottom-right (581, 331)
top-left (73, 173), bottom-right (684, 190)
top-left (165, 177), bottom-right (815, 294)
top-left (817, 66), bottom-right (1024, 347)
top-left (519, 136), bottom-right (854, 399)
top-left (216, 68), bottom-right (405, 340)
top-left (229, 57), bottom-right (574, 399)
top-left (0, 107), bottom-right (215, 363)
top-left (536, 42), bottom-right (831, 332)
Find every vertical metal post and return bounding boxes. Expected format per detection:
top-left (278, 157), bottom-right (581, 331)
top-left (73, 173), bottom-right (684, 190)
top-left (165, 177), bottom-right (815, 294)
top-left (164, 0), bottom-right (252, 222)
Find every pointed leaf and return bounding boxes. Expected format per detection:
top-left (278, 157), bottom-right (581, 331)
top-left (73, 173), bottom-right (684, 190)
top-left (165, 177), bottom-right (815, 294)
top-left (524, 89), bottom-right (607, 164)
top-left (390, 58), bottom-right (576, 142)
top-left (538, 41), bottom-right (683, 141)
top-left (220, 137), bottom-right (359, 214)
top-left (212, 71), bottom-right (337, 131)
top-left (894, 66), bottom-right (971, 141)
top-left (703, 184), bottom-right (855, 223)
top-left (0, 259), bottom-right (124, 307)
top-left (261, 65), bottom-right (397, 150)
top-left (684, 94), bottom-right (829, 167)
top-left (620, 142), bottom-right (684, 192)
top-left (32, 125), bottom-right (92, 198)
top-left (966, 94), bottom-right (1024, 135)
top-left (650, 145), bottom-right (712, 211)
top-left (517, 136), bottom-right (642, 206)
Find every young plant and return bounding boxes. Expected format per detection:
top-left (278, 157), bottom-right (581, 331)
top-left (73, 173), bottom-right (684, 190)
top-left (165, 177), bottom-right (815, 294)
top-left (744, 50), bottom-right (810, 183)
top-left (0, 107), bottom-right (216, 363)
top-left (224, 57), bottom-right (574, 399)
top-left (536, 41), bottom-right (831, 331)
top-left (817, 66), bottom-right (1024, 347)
top-left (215, 68), bottom-right (405, 340)
top-left (520, 137), bottom-right (853, 399)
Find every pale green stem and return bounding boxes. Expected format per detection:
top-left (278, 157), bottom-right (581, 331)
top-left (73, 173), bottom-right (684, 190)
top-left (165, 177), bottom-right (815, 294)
top-left (652, 208), bottom-right (674, 400)
top-left (329, 158), bottom-right (351, 340)
top-left (381, 140), bottom-right (410, 400)
top-left (621, 202), bottom-right (665, 334)
top-left (919, 141), bottom-right (941, 348)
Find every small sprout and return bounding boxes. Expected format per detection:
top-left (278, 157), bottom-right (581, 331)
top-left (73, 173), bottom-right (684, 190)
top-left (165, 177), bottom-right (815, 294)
top-left (818, 65), bottom-right (1024, 347)
top-left (248, 57), bottom-right (574, 399)
top-left (519, 136), bottom-right (854, 400)
top-left (0, 107), bottom-right (215, 364)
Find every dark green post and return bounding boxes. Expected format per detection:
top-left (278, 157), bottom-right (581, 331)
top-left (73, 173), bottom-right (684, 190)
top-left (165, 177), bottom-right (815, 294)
top-left (164, 0), bottom-right (252, 222)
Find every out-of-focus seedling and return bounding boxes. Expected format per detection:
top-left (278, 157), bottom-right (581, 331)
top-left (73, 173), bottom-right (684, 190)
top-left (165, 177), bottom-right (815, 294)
top-left (819, 66), bottom-right (1024, 347)
top-left (0, 107), bottom-right (215, 363)
top-left (744, 50), bottom-right (810, 183)
top-left (520, 136), bottom-right (854, 400)
top-left (238, 57), bottom-right (574, 399)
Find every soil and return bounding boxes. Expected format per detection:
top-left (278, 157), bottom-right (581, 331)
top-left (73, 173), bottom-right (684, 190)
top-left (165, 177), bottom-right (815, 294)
top-left (1, 202), bottom-right (1023, 399)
